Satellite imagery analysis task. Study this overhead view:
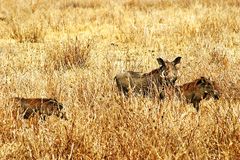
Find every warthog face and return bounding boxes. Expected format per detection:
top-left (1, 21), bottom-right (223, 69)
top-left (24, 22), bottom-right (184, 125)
top-left (115, 56), bottom-right (181, 99)
top-left (179, 77), bottom-right (220, 111)
top-left (157, 57), bottom-right (182, 85)
top-left (204, 80), bottom-right (220, 100)
top-left (10, 97), bottom-right (68, 120)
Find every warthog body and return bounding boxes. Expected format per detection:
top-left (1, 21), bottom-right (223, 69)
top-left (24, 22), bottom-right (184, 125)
top-left (115, 57), bottom-right (181, 99)
top-left (176, 77), bottom-right (220, 111)
top-left (10, 97), bottom-right (67, 120)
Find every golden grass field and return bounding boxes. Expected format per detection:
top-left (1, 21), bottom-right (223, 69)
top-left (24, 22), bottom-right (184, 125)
top-left (0, 0), bottom-right (240, 159)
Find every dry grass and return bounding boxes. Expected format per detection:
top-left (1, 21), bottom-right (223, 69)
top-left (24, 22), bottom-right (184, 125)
top-left (7, 17), bottom-right (46, 43)
top-left (45, 37), bottom-right (93, 70)
top-left (0, 0), bottom-right (240, 159)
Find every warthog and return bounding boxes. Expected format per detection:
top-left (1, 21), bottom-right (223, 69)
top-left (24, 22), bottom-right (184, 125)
top-left (176, 77), bottom-right (220, 111)
top-left (9, 97), bottom-right (68, 120)
top-left (114, 57), bottom-right (182, 99)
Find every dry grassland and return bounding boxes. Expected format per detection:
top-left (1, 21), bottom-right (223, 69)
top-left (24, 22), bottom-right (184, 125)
top-left (0, 0), bottom-right (240, 159)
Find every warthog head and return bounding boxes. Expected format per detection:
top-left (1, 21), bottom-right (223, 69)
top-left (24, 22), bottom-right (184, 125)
top-left (43, 99), bottom-right (68, 120)
top-left (115, 56), bottom-right (181, 98)
top-left (196, 77), bottom-right (220, 101)
top-left (157, 56), bottom-right (182, 85)
top-left (179, 77), bottom-right (220, 112)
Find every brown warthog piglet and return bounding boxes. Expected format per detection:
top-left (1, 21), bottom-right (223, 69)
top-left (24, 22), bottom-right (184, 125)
top-left (10, 97), bottom-right (68, 120)
top-left (176, 77), bottom-right (220, 111)
top-left (115, 56), bottom-right (181, 99)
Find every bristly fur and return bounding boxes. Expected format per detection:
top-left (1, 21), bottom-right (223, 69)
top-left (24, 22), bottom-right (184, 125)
top-left (9, 97), bottom-right (68, 120)
top-left (115, 57), bottom-right (181, 99)
top-left (176, 77), bottom-right (220, 111)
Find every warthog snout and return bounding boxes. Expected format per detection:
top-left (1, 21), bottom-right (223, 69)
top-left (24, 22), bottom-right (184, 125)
top-left (209, 81), bottom-right (221, 100)
top-left (115, 56), bottom-right (182, 99)
top-left (59, 111), bottom-right (68, 120)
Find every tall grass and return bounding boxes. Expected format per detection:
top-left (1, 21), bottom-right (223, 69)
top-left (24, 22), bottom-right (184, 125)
top-left (0, 0), bottom-right (239, 159)
top-left (45, 37), bottom-right (93, 70)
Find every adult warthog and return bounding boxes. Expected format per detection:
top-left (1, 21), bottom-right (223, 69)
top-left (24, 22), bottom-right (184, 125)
top-left (114, 56), bottom-right (182, 99)
top-left (176, 77), bottom-right (220, 111)
top-left (9, 97), bottom-right (68, 120)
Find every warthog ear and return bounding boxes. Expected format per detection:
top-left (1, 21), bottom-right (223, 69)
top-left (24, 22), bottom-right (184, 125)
top-left (196, 77), bottom-right (206, 85)
top-left (172, 57), bottom-right (181, 65)
top-left (157, 58), bottom-right (165, 66)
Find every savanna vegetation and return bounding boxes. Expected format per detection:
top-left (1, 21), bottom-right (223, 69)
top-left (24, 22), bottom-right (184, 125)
top-left (0, 0), bottom-right (239, 159)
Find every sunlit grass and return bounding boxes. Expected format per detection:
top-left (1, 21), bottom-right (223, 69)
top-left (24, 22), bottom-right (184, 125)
top-left (0, 0), bottom-right (239, 159)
